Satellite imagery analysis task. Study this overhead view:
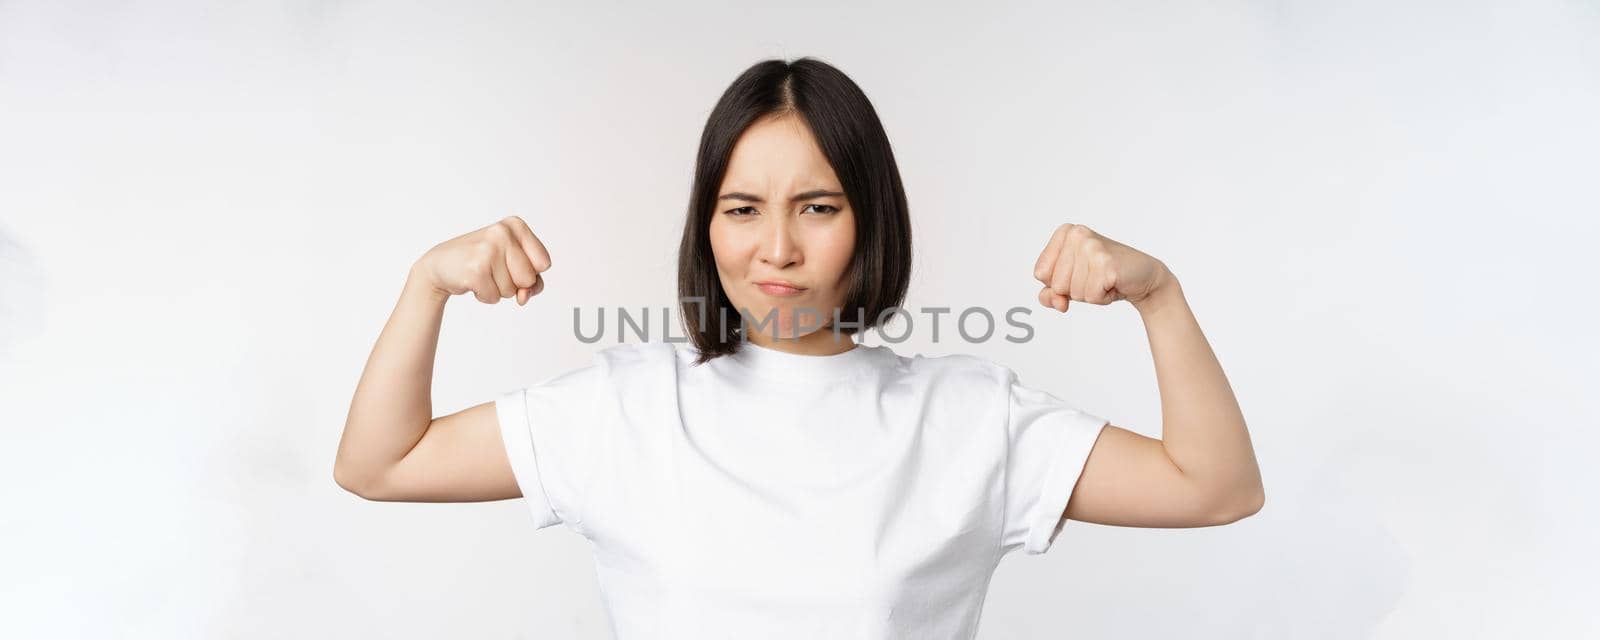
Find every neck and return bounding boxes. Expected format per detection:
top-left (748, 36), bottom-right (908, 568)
top-left (744, 328), bottom-right (858, 356)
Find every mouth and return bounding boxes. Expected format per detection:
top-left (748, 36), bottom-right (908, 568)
top-left (754, 280), bottom-right (807, 297)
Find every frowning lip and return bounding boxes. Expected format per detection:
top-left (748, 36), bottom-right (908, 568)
top-left (754, 280), bottom-right (807, 296)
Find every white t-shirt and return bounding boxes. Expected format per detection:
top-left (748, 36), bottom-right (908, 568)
top-left (495, 339), bottom-right (1108, 639)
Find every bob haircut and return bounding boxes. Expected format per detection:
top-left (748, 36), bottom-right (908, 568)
top-left (677, 57), bottom-right (913, 364)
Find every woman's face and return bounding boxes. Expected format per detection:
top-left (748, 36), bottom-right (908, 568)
top-left (709, 112), bottom-right (856, 345)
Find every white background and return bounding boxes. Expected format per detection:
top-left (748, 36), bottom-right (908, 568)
top-left (2, 1), bottom-right (1596, 637)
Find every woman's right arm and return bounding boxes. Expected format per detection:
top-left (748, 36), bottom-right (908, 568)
top-left (333, 216), bottom-right (551, 502)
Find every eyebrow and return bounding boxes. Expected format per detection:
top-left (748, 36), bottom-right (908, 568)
top-left (716, 189), bottom-right (845, 203)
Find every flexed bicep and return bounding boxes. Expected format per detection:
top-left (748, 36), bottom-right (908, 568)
top-left (356, 402), bottom-right (522, 503)
top-left (1063, 424), bottom-right (1240, 528)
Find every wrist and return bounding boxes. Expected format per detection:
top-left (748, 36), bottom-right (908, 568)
top-left (405, 262), bottom-right (451, 304)
top-left (1131, 269), bottom-right (1183, 316)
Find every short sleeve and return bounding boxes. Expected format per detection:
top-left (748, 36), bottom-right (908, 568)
top-left (1000, 368), bottom-right (1109, 556)
top-left (495, 362), bottom-right (606, 533)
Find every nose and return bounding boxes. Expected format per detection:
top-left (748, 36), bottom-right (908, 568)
top-left (759, 215), bottom-right (801, 269)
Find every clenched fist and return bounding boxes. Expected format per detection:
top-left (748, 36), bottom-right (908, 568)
top-left (1033, 223), bottom-right (1170, 313)
top-left (414, 216), bottom-right (552, 305)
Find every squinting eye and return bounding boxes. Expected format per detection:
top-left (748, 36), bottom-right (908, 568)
top-left (804, 204), bottom-right (839, 215)
top-left (724, 206), bottom-right (757, 216)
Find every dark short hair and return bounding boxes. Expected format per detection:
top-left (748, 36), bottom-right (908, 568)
top-left (677, 57), bottom-right (913, 364)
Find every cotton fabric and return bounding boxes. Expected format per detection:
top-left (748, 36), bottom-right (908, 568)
top-left (495, 339), bottom-right (1108, 639)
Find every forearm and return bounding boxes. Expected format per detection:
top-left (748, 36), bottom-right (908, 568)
top-left (1132, 275), bottom-right (1264, 512)
top-left (334, 264), bottom-right (451, 489)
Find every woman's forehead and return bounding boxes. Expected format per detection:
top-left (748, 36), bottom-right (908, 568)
top-left (721, 118), bottom-right (841, 193)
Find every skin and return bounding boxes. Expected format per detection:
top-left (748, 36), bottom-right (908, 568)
top-left (333, 112), bottom-right (1265, 530)
top-left (710, 112), bottom-right (859, 356)
top-left (1032, 226), bottom-right (1266, 526)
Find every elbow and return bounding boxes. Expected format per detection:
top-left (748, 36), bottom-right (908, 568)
top-left (1208, 484), bottom-right (1265, 526)
top-left (1238, 485), bottom-right (1267, 520)
top-left (333, 461), bottom-right (380, 501)
top-left (333, 463), bottom-right (363, 497)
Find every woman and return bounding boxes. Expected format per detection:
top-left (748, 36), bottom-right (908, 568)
top-left (334, 57), bottom-right (1264, 638)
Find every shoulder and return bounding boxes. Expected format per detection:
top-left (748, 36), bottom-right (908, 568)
top-left (880, 346), bottom-right (1013, 389)
top-left (577, 341), bottom-right (688, 389)
top-left (590, 340), bottom-right (677, 368)
top-left (519, 343), bottom-right (675, 391)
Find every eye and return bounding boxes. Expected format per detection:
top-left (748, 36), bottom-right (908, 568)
top-left (724, 206), bottom-right (758, 216)
top-left (803, 204), bottom-right (840, 215)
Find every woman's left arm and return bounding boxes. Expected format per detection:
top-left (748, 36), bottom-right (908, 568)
top-left (1033, 223), bottom-right (1265, 527)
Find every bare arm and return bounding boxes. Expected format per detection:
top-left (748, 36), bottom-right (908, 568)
top-left (333, 217), bottom-right (550, 502)
top-left (1066, 276), bottom-right (1265, 527)
top-left (1034, 223), bottom-right (1264, 528)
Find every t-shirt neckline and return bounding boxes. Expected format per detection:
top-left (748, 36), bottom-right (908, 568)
top-left (721, 338), bottom-right (881, 384)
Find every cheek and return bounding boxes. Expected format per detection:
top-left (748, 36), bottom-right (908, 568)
top-left (708, 219), bottom-right (738, 273)
top-left (826, 220), bottom-right (856, 286)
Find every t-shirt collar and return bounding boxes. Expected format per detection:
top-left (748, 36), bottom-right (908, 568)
top-left (722, 337), bottom-right (880, 384)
